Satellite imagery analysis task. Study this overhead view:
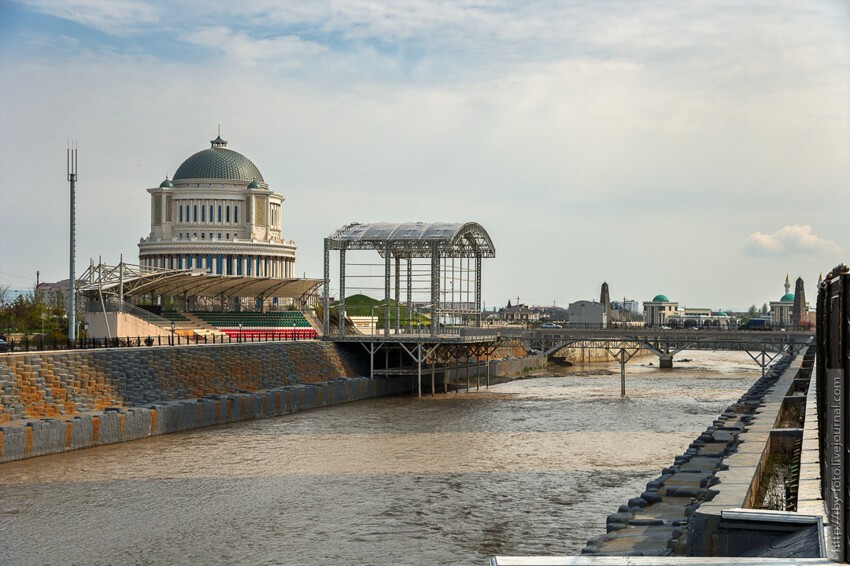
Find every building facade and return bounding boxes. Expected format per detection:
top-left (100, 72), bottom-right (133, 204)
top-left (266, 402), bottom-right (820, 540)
top-left (769, 274), bottom-right (795, 329)
top-left (138, 135), bottom-right (296, 278)
top-left (643, 294), bottom-right (679, 327)
top-left (567, 300), bottom-right (607, 328)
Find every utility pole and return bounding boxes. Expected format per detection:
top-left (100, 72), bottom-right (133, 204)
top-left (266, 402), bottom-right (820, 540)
top-left (68, 143), bottom-right (78, 341)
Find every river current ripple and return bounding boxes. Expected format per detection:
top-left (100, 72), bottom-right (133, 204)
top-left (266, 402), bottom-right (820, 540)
top-left (0, 351), bottom-right (759, 565)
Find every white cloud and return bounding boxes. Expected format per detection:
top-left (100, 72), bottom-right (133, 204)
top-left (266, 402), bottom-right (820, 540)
top-left (185, 27), bottom-right (327, 67)
top-left (745, 225), bottom-right (843, 257)
top-left (13, 0), bottom-right (158, 34)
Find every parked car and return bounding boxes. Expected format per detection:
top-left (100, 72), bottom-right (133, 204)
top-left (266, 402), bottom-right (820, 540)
top-left (539, 322), bottom-right (562, 329)
top-left (0, 338), bottom-right (8, 353)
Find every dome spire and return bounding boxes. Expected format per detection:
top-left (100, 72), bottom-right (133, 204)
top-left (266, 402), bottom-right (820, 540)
top-left (211, 127), bottom-right (228, 148)
top-left (784, 273), bottom-right (790, 295)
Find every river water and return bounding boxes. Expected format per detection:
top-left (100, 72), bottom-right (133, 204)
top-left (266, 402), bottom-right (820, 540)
top-left (0, 351), bottom-right (759, 565)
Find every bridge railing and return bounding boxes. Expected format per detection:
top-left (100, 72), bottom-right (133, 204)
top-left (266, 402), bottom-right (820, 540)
top-left (816, 263), bottom-right (850, 561)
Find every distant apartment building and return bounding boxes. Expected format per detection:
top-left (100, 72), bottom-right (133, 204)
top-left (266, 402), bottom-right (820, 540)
top-left (567, 300), bottom-right (607, 328)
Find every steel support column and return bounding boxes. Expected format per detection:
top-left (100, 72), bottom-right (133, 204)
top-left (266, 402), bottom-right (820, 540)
top-left (475, 254), bottom-right (482, 327)
top-left (339, 248), bottom-right (346, 337)
top-left (384, 250), bottom-right (391, 336)
top-left (431, 242), bottom-right (440, 337)
top-left (323, 239), bottom-right (330, 336)
top-left (395, 256), bottom-right (401, 335)
top-left (407, 258), bottom-right (413, 334)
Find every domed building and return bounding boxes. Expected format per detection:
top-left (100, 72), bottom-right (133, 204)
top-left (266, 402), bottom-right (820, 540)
top-left (769, 274), bottom-right (795, 328)
top-left (138, 135), bottom-right (295, 278)
top-left (643, 294), bottom-right (679, 327)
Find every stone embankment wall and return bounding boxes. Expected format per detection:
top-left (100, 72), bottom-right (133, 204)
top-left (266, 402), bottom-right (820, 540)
top-left (0, 342), bottom-right (542, 463)
top-left (581, 349), bottom-right (811, 558)
top-left (0, 342), bottom-right (361, 423)
top-left (0, 376), bottom-right (408, 463)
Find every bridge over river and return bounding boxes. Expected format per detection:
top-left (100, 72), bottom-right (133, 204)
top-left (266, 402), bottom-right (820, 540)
top-left (461, 328), bottom-right (814, 396)
top-left (328, 328), bottom-right (814, 398)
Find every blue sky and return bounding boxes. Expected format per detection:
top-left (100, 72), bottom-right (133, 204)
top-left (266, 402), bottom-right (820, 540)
top-left (1, 0), bottom-right (848, 310)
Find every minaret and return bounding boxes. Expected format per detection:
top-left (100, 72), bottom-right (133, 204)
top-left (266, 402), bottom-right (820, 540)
top-left (818, 273), bottom-right (823, 286)
top-left (784, 273), bottom-right (790, 296)
top-left (600, 282), bottom-right (611, 327)
top-left (792, 277), bottom-right (806, 328)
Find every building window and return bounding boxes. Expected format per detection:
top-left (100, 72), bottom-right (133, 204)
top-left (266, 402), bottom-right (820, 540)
top-left (218, 205), bottom-right (222, 222)
top-left (193, 232), bottom-right (197, 239)
top-left (193, 205), bottom-right (197, 222)
top-left (202, 206), bottom-right (206, 222)
top-left (209, 205), bottom-right (213, 222)
top-left (179, 206), bottom-right (183, 222)
top-left (235, 205), bottom-right (239, 223)
top-left (226, 233), bottom-right (230, 239)
top-left (226, 206), bottom-right (230, 223)
top-left (218, 233), bottom-right (222, 239)
top-left (209, 233), bottom-right (213, 240)
top-left (201, 233), bottom-right (205, 239)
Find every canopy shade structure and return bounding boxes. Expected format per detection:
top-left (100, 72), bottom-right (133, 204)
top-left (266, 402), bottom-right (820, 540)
top-left (77, 262), bottom-right (321, 301)
top-left (325, 222), bottom-right (495, 258)
top-left (324, 221), bottom-right (496, 338)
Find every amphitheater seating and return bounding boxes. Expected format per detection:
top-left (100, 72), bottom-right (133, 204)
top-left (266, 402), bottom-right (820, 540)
top-left (161, 311), bottom-right (190, 323)
top-left (189, 311), bottom-right (318, 339)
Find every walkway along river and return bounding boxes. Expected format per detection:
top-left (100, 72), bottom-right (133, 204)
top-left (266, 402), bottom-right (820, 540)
top-left (0, 351), bottom-right (762, 565)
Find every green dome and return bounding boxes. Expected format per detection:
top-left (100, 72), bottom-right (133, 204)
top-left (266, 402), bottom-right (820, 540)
top-left (780, 293), bottom-right (794, 302)
top-left (652, 294), bottom-right (670, 302)
top-left (159, 177), bottom-right (173, 188)
top-left (247, 179), bottom-right (261, 189)
top-left (173, 137), bottom-right (265, 182)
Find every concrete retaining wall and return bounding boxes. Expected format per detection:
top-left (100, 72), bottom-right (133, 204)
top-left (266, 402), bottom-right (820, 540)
top-left (0, 376), bottom-right (409, 463)
top-left (0, 341), bottom-right (362, 422)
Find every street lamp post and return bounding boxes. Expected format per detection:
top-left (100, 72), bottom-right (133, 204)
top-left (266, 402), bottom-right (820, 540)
top-left (171, 321), bottom-right (176, 346)
top-left (83, 320), bottom-right (89, 347)
top-left (238, 322), bottom-right (243, 343)
top-left (2, 302), bottom-right (9, 338)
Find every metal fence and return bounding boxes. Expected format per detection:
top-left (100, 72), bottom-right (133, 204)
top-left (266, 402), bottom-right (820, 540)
top-left (0, 331), bottom-right (311, 353)
top-left (816, 263), bottom-right (850, 562)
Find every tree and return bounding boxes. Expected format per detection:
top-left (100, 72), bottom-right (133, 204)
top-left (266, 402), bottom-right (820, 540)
top-left (761, 303), bottom-right (769, 315)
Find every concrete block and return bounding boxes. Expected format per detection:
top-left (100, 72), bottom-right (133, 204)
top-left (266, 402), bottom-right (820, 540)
top-left (123, 408), bottom-right (151, 440)
top-left (0, 426), bottom-right (25, 462)
top-left (28, 420), bottom-right (65, 457)
top-left (98, 411), bottom-right (121, 444)
top-left (70, 415), bottom-right (94, 449)
top-left (177, 401), bottom-right (201, 431)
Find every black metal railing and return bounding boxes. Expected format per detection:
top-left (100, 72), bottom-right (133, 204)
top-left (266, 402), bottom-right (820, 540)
top-left (816, 263), bottom-right (850, 562)
top-left (0, 330), bottom-right (316, 353)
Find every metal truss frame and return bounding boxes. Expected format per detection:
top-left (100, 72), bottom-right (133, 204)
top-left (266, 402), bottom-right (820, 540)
top-left (323, 222), bottom-right (495, 337)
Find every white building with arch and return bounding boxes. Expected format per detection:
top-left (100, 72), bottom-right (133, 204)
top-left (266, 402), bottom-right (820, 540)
top-left (138, 135), bottom-right (296, 278)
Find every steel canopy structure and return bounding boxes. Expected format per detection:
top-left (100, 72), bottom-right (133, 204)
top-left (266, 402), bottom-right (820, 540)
top-left (77, 261), bottom-right (322, 303)
top-left (323, 221), bottom-right (496, 337)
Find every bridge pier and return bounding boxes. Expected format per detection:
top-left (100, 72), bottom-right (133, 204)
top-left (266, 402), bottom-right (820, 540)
top-left (659, 354), bottom-right (674, 369)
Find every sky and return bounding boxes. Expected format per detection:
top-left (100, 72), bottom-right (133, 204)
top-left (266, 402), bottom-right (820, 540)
top-left (0, 0), bottom-right (847, 311)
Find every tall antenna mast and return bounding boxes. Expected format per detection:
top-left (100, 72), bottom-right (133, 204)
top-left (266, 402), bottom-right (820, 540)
top-left (68, 142), bottom-right (78, 341)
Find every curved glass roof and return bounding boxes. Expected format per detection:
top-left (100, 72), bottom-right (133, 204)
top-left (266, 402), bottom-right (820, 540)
top-left (326, 222), bottom-right (495, 258)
